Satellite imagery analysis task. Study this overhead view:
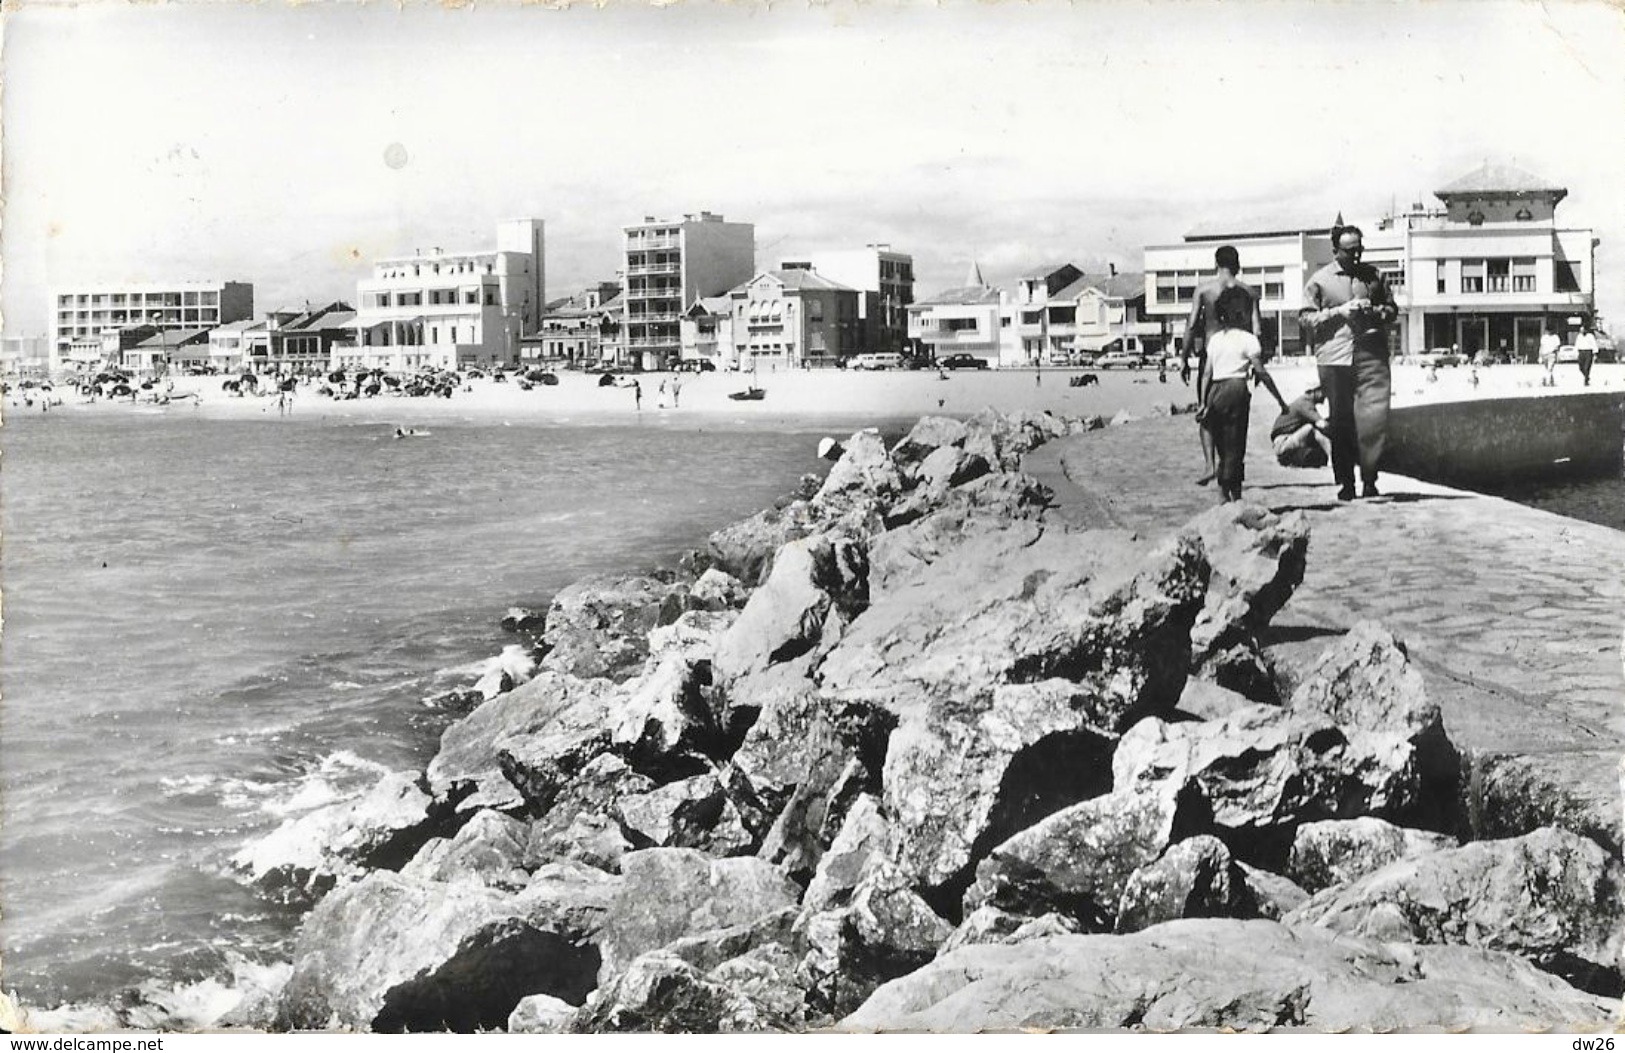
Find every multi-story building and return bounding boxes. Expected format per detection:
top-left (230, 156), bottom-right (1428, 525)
top-left (779, 245), bottom-right (915, 358)
top-left (1141, 163), bottom-right (1596, 360)
top-left (350, 219), bottom-right (544, 372)
top-left (2, 336), bottom-right (52, 376)
top-left (679, 296), bottom-right (734, 368)
top-left (726, 269), bottom-right (860, 371)
top-left (907, 262), bottom-right (1006, 367)
top-left (622, 212), bottom-right (754, 371)
top-left (522, 283), bottom-right (621, 368)
top-left (52, 281), bottom-right (254, 373)
top-left (1008, 264), bottom-right (1086, 366)
top-left (1069, 270), bottom-right (1161, 358)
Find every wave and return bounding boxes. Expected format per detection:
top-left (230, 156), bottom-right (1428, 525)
top-left (18, 954), bottom-right (293, 1033)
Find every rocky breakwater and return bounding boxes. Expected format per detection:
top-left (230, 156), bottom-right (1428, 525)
top-left (231, 406), bottom-right (1620, 1033)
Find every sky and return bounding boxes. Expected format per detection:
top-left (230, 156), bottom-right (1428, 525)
top-left (5, 0), bottom-right (1625, 337)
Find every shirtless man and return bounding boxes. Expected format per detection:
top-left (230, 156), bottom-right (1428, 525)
top-left (1184, 244), bottom-right (1264, 485)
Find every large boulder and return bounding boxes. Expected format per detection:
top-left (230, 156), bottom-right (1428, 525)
top-left (523, 754), bottom-right (652, 871)
top-left (274, 870), bottom-right (608, 1032)
top-left (963, 784), bottom-right (1185, 930)
top-left (569, 942), bottom-right (809, 1034)
top-left (939, 905), bottom-right (1083, 954)
top-left (883, 446), bottom-right (994, 526)
top-left (1286, 826), bottom-right (1625, 995)
top-left (866, 486), bottom-right (1047, 600)
top-left (813, 430), bottom-right (902, 506)
top-left (707, 502), bottom-right (819, 585)
top-left (401, 808), bottom-right (531, 891)
top-left (889, 415), bottom-right (969, 475)
top-left (231, 771), bottom-right (444, 900)
top-left (605, 652), bottom-right (725, 779)
top-left (800, 793), bottom-right (889, 916)
top-left (595, 849), bottom-right (801, 981)
top-left (614, 770), bottom-right (755, 856)
top-left (427, 671), bottom-right (620, 813)
top-left (1183, 503), bottom-right (1310, 664)
top-left (1113, 704), bottom-right (1425, 862)
top-left (1114, 834), bottom-right (1255, 933)
top-left (838, 919), bottom-right (1617, 1032)
top-left (711, 534), bottom-right (869, 684)
top-left (507, 994), bottom-right (574, 1034)
top-left (539, 574), bottom-right (687, 681)
top-left (1287, 816), bottom-right (1456, 893)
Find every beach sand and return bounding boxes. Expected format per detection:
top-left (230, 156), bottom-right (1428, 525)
top-left (9, 360), bottom-right (1620, 428)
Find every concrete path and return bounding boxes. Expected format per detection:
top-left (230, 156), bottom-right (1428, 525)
top-left (1027, 400), bottom-right (1625, 850)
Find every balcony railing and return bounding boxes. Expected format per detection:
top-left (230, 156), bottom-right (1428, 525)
top-left (627, 337), bottom-right (679, 349)
top-left (627, 236), bottom-right (679, 250)
top-left (627, 312), bottom-right (679, 324)
top-left (625, 263), bottom-right (681, 276)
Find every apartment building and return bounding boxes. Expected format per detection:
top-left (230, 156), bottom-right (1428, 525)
top-left (726, 270), bottom-right (860, 372)
top-left (1069, 270), bottom-right (1159, 357)
top-left (779, 245), bottom-right (915, 357)
top-left (522, 282), bottom-right (621, 368)
top-left (907, 262), bottom-right (1006, 366)
top-left (350, 219), bottom-right (545, 372)
top-left (679, 296), bottom-right (734, 368)
top-left (622, 212), bottom-right (754, 371)
top-left (53, 281), bottom-right (254, 372)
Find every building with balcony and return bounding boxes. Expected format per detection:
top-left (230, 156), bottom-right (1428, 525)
top-left (53, 281), bottom-right (254, 373)
top-left (779, 245), bottom-right (915, 358)
top-left (522, 283), bottom-right (621, 368)
top-left (907, 262), bottom-right (1007, 367)
top-left (1068, 270), bottom-right (1160, 357)
top-left (622, 212), bottom-right (754, 370)
top-left (726, 270), bottom-right (859, 372)
top-left (679, 296), bottom-right (734, 368)
top-left (350, 219), bottom-right (544, 372)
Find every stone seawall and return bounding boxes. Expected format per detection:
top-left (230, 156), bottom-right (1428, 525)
top-left (1385, 391), bottom-right (1625, 486)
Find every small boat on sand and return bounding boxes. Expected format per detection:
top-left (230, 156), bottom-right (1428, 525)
top-left (728, 386), bottom-right (766, 402)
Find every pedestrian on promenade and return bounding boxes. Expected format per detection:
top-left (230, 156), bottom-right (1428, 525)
top-left (1203, 285), bottom-right (1287, 503)
top-left (1575, 324), bottom-right (1599, 387)
top-left (1185, 244), bottom-right (1264, 487)
top-left (1539, 328), bottom-right (1561, 388)
top-left (1271, 386), bottom-right (1329, 468)
top-left (1300, 223), bottom-right (1399, 501)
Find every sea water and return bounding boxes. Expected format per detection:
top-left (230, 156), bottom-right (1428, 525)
top-left (0, 409), bottom-right (895, 1010)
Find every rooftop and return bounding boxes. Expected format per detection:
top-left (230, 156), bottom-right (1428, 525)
top-left (1435, 162), bottom-right (1567, 200)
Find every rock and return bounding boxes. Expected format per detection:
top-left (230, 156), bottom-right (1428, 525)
top-left (939, 905), bottom-right (1082, 954)
top-left (889, 416), bottom-right (969, 474)
top-left (469, 644), bottom-right (540, 704)
top-left (607, 652), bottom-right (724, 780)
top-left (569, 952), bottom-right (728, 1032)
top-left (725, 683), bottom-right (856, 840)
top-left (1288, 621), bottom-right (1441, 740)
top-left (838, 918), bottom-right (1617, 1032)
top-left (520, 859), bottom-right (623, 935)
top-left (798, 861), bottom-right (954, 1020)
top-left (1466, 749), bottom-right (1622, 855)
top-left (866, 489), bottom-right (1047, 600)
top-left (231, 771), bottom-right (443, 900)
top-left (705, 943), bottom-right (811, 1032)
top-left (644, 609), bottom-right (735, 664)
top-left (814, 430), bottom-right (902, 505)
top-left (1113, 705), bottom-right (1425, 862)
top-left (1286, 826), bottom-right (1625, 995)
top-left (1236, 863), bottom-right (1310, 920)
top-left (755, 758), bottom-right (870, 886)
top-left (1173, 677), bottom-right (1257, 722)
top-left (1288, 816), bottom-right (1457, 893)
top-left (688, 568), bottom-right (750, 612)
top-left (531, 813), bottom-right (633, 874)
top-left (1196, 635), bottom-right (1280, 705)
top-left (427, 671), bottom-right (620, 813)
top-left (614, 770), bottom-right (755, 855)
top-left (964, 784), bottom-right (1185, 931)
top-left (709, 654), bottom-right (819, 762)
top-left (274, 871), bottom-right (603, 1032)
top-left (883, 447), bottom-right (993, 527)
top-left (707, 502), bottom-right (818, 585)
top-left (524, 754), bottom-right (653, 870)
top-left (659, 906), bottom-right (800, 975)
top-left (1114, 835), bottom-right (1255, 934)
top-left (539, 574), bottom-right (685, 681)
top-left (1183, 502), bottom-right (1310, 666)
top-left (507, 994), bottom-right (574, 1034)
top-left (500, 606), bottom-right (546, 633)
top-left (401, 808), bottom-right (531, 891)
top-left (800, 793), bottom-right (889, 916)
top-left (596, 849), bottom-right (801, 980)
top-left (711, 534), bottom-right (869, 684)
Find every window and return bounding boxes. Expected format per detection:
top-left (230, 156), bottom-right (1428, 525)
top-left (485, 290), bottom-right (496, 306)
top-left (943, 317), bottom-right (978, 333)
top-left (1461, 260), bottom-right (1485, 294)
top-left (1487, 259), bottom-right (1510, 293)
top-left (1554, 258), bottom-right (1581, 293)
top-left (465, 290), bottom-right (478, 304)
top-left (1021, 310), bottom-right (1042, 325)
top-left (1512, 258), bottom-right (1537, 293)
top-left (1436, 261), bottom-right (1447, 294)
top-left (808, 299), bottom-right (824, 322)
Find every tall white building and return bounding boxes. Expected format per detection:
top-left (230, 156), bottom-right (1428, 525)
top-left (52, 281), bottom-right (254, 372)
top-left (622, 212), bottom-right (754, 370)
top-left (780, 245), bottom-right (914, 357)
top-left (350, 219), bottom-right (545, 372)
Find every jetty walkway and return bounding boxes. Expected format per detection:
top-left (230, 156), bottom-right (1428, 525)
top-left (1028, 404), bottom-right (1625, 850)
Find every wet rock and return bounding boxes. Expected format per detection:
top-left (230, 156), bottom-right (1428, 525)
top-left (964, 784), bottom-right (1185, 931)
top-left (402, 808), bottom-right (530, 891)
top-left (615, 770), bottom-right (755, 855)
top-left (1288, 816), bottom-right (1457, 893)
top-left (1286, 826), bottom-right (1625, 995)
top-left (1114, 835), bottom-right (1255, 934)
top-left (232, 771), bottom-right (443, 900)
top-left (711, 535), bottom-right (869, 684)
top-left (1184, 503), bottom-right (1310, 667)
top-left (540, 574), bottom-right (686, 681)
top-left (500, 606), bottom-right (546, 633)
top-left (274, 871), bottom-right (603, 1032)
top-left (1113, 705), bottom-right (1424, 861)
top-left (798, 861), bottom-right (954, 1020)
top-left (939, 905), bottom-right (1082, 954)
top-left (838, 919), bottom-right (1617, 1032)
top-left (507, 993), bottom-right (573, 1034)
top-left (427, 671), bottom-right (620, 813)
top-left (595, 849), bottom-right (800, 980)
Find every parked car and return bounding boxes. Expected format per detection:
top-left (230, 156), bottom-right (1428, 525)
top-left (1094, 351), bottom-right (1146, 369)
top-left (850, 352), bottom-right (904, 371)
top-left (938, 353), bottom-right (988, 370)
top-left (1414, 349), bottom-right (1467, 368)
top-left (675, 358), bottom-right (716, 372)
top-left (1556, 345), bottom-right (1579, 364)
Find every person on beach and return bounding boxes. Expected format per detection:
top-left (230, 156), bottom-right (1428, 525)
top-left (633, 379), bottom-right (642, 412)
top-left (671, 376), bottom-right (682, 407)
top-left (657, 378), bottom-right (668, 409)
top-left (1575, 323), bottom-right (1598, 386)
top-left (1301, 223), bottom-right (1398, 501)
top-left (1539, 328), bottom-right (1560, 387)
top-left (1270, 386), bottom-right (1329, 468)
top-left (1185, 244), bottom-right (1263, 487)
top-left (1203, 285), bottom-right (1287, 503)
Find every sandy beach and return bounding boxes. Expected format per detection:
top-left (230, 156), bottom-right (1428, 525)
top-left (8, 360), bottom-right (1621, 428)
